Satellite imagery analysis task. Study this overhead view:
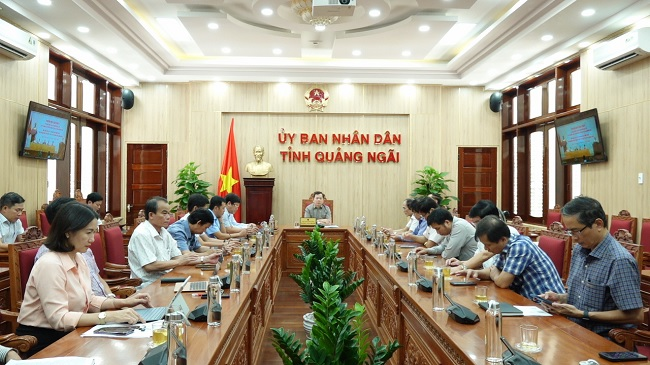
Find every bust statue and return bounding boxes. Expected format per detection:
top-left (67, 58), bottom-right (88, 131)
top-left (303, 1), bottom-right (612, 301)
top-left (245, 145), bottom-right (273, 177)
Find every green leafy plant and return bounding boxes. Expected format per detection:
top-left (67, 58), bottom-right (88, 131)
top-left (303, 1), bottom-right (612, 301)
top-left (411, 166), bottom-right (459, 207)
top-left (170, 162), bottom-right (213, 212)
top-left (290, 227), bottom-right (363, 306)
top-left (272, 282), bottom-right (400, 365)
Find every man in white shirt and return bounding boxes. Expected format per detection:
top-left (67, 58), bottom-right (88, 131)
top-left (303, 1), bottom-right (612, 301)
top-left (128, 197), bottom-right (217, 288)
top-left (222, 193), bottom-right (257, 235)
top-left (86, 192), bottom-right (103, 225)
top-left (0, 192), bottom-right (25, 252)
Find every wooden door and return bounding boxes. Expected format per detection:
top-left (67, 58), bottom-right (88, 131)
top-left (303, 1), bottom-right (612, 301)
top-left (126, 144), bottom-right (167, 224)
top-left (457, 147), bottom-right (498, 217)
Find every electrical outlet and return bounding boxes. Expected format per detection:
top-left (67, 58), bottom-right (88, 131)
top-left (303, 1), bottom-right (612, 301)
top-left (638, 173), bottom-right (644, 185)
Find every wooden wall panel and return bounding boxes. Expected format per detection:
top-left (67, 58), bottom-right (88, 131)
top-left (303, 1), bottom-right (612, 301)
top-left (581, 52), bottom-right (650, 237)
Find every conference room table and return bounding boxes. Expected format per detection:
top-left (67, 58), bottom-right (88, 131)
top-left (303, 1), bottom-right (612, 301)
top-left (30, 227), bottom-right (634, 364)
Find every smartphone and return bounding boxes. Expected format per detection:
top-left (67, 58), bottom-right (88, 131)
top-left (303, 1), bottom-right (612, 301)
top-left (449, 281), bottom-right (477, 286)
top-left (94, 326), bottom-right (135, 336)
top-left (536, 295), bottom-right (553, 305)
top-left (598, 351), bottom-right (648, 362)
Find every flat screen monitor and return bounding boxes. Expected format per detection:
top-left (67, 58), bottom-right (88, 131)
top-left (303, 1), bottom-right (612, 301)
top-left (555, 108), bottom-right (607, 165)
top-left (19, 101), bottom-right (71, 160)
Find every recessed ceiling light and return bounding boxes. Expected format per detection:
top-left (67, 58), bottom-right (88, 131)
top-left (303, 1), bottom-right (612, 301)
top-left (37, 32), bottom-right (51, 40)
top-left (314, 24), bottom-right (326, 32)
top-left (221, 47), bottom-right (231, 54)
top-left (581, 9), bottom-right (595, 17)
top-left (261, 8), bottom-right (273, 16)
top-left (541, 34), bottom-right (553, 41)
top-left (511, 54), bottom-right (522, 60)
top-left (368, 9), bottom-right (381, 17)
top-left (402, 50), bottom-right (411, 57)
top-left (77, 26), bottom-right (90, 33)
top-left (37, 0), bottom-right (51, 5)
top-left (272, 48), bottom-right (282, 55)
top-left (418, 25), bottom-right (430, 32)
top-left (352, 50), bottom-right (361, 56)
top-left (208, 22), bottom-right (219, 30)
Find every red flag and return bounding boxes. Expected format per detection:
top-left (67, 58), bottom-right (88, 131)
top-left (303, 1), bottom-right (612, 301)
top-left (217, 118), bottom-right (241, 221)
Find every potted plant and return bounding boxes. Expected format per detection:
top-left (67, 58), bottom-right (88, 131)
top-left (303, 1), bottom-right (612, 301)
top-left (411, 165), bottom-right (459, 207)
top-left (272, 282), bottom-right (400, 365)
top-left (290, 227), bottom-right (364, 337)
top-left (170, 162), bottom-right (213, 212)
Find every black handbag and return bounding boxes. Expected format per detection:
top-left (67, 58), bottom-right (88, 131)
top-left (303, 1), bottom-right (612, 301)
top-left (501, 336), bottom-right (541, 365)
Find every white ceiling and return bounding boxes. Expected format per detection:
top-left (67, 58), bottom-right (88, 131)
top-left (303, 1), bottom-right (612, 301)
top-left (0, 0), bottom-right (648, 89)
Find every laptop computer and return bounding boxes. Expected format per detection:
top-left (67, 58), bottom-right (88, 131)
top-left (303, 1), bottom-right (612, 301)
top-left (136, 276), bottom-right (191, 322)
top-left (174, 280), bottom-right (208, 292)
top-left (478, 301), bottom-right (524, 317)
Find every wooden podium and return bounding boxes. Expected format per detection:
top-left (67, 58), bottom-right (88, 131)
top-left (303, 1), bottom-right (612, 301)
top-left (243, 178), bottom-right (274, 225)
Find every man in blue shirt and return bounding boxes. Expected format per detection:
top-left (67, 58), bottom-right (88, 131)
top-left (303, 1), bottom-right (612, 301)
top-left (222, 193), bottom-right (257, 235)
top-left (168, 209), bottom-right (221, 261)
top-left (460, 215), bottom-right (565, 301)
top-left (541, 196), bottom-right (643, 337)
top-left (206, 196), bottom-right (247, 240)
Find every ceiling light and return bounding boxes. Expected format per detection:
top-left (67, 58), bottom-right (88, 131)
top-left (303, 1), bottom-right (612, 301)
top-left (578, 41), bottom-right (590, 48)
top-left (314, 24), bottom-right (327, 32)
top-left (208, 22), bottom-right (219, 30)
top-left (272, 48), bottom-right (282, 55)
top-left (292, 0), bottom-right (338, 30)
top-left (261, 8), bottom-right (274, 16)
top-left (511, 54), bottom-right (522, 60)
top-left (77, 26), bottom-right (90, 33)
top-left (581, 9), bottom-right (595, 17)
top-left (418, 25), bottom-right (430, 32)
top-left (369, 9), bottom-right (381, 17)
top-left (37, 32), bottom-right (51, 40)
top-left (221, 47), bottom-right (231, 54)
top-left (541, 34), bottom-right (553, 41)
top-left (402, 50), bottom-right (411, 57)
top-left (439, 23), bottom-right (476, 45)
top-left (37, 0), bottom-right (51, 5)
top-left (352, 50), bottom-right (361, 56)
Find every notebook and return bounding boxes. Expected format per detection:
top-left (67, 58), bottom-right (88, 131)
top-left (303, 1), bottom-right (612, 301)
top-left (174, 280), bottom-right (208, 292)
top-left (478, 301), bottom-right (524, 317)
top-left (136, 276), bottom-right (191, 322)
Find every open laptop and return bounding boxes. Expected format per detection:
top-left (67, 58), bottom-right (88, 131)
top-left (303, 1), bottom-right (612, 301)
top-left (136, 276), bottom-right (191, 322)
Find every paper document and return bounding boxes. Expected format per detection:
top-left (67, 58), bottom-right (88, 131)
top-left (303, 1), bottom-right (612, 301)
top-left (324, 225), bottom-right (339, 228)
top-left (8, 357), bottom-right (95, 365)
top-left (514, 306), bottom-right (553, 317)
top-left (80, 321), bottom-right (162, 339)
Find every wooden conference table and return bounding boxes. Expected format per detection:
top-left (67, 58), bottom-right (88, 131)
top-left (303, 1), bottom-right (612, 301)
top-left (32, 227), bottom-right (632, 364)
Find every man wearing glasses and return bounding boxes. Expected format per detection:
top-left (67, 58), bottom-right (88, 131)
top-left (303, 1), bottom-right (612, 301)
top-left (0, 192), bottom-right (25, 252)
top-left (540, 196), bottom-right (643, 337)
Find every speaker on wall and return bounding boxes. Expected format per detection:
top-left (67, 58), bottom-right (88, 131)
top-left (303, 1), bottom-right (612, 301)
top-left (489, 92), bottom-right (502, 113)
top-left (121, 88), bottom-right (134, 110)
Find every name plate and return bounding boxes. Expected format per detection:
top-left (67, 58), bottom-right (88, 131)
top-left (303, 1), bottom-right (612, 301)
top-left (300, 217), bottom-right (316, 227)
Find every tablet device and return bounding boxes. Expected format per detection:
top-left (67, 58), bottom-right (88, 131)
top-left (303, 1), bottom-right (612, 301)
top-left (478, 301), bottom-right (524, 317)
top-left (598, 351), bottom-right (648, 362)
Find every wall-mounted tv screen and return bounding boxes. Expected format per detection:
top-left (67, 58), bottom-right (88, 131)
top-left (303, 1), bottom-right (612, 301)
top-left (19, 101), bottom-right (71, 160)
top-left (555, 108), bottom-right (607, 165)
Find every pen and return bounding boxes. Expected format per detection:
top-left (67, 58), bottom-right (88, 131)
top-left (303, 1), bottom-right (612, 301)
top-left (191, 293), bottom-right (207, 299)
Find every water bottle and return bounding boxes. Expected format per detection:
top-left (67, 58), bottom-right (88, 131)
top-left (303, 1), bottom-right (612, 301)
top-left (241, 241), bottom-right (251, 274)
top-left (269, 215), bottom-right (275, 232)
top-left (377, 231), bottom-right (385, 257)
top-left (432, 267), bottom-right (445, 312)
top-left (406, 251), bottom-right (417, 286)
top-left (387, 238), bottom-right (396, 268)
top-left (371, 224), bottom-right (377, 241)
top-left (230, 254), bottom-right (242, 293)
top-left (354, 217), bottom-right (359, 234)
top-left (166, 312), bottom-right (187, 365)
top-left (264, 224), bottom-right (271, 249)
top-left (255, 231), bottom-right (263, 259)
top-left (485, 300), bottom-right (503, 364)
top-left (207, 275), bottom-right (222, 327)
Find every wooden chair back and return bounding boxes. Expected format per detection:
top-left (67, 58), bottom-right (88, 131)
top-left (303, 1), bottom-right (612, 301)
top-left (35, 209), bottom-right (50, 236)
top-left (641, 218), bottom-right (650, 269)
top-left (103, 213), bottom-right (114, 223)
top-left (90, 232), bottom-right (106, 277)
top-left (546, 209), bottom-right (563, 230)
top-left (100, 221), bottom-right (127, 265)
top-left (18, 212), bottom-right (27, 231)
top-left (508, 222), bottom-right (529, 236)
top-left (301, 199), bottom-right (334, 222)
top-left (8, 227), bottom-right (45, 311)
top-left (549, 221), bottom-right (564, 233)
top-left (614, 229), bottom-right (644, 273)
top-left (610, 213), bottom-right (638, 242)
top-left (0, 309), bottom-right (37, 354)
top-left (537, 230), bottom-right (573, 282)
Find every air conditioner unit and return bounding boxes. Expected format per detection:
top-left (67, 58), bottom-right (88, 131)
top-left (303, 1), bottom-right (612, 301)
top-left (593, 27), bottom-right (650, 70)
top-left (312, 0), bottom-right (356, 17)
top-left (0, 18), bottom-right (37, 60)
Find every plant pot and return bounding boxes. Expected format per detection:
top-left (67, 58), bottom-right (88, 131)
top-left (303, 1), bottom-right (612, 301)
top-left (303, 312), bottom-right (315, 339)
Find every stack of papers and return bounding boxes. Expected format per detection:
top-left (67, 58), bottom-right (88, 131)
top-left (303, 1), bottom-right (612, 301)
top-left (80, 321), bottom-right (160, 339)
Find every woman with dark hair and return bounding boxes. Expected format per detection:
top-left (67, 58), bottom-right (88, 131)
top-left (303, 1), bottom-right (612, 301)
top-left (17, 203), bottom-right (150, 357)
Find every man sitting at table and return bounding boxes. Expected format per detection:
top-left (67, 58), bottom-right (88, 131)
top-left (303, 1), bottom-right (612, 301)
top-left (206, 196), bottom-right (247, 240)
top-left (128, 197), bottom-right (217, 288)
top-left (460, 216), bottom-right (565, 301)
top-left (0, 192), bottom-right (25, 252)
top-left (223, 193), bottom-right (257, 235)
top-left (181, 193), bottom-right (230, 250)
top-left (541, 196), bottom-right (643, 337)
top-left (168, 209), bottom-right (223, 259)
top-left (401, 196), bottom-right (437, 243)
top-left (86, 192), bottom-right (103, 225)
top-left (304, 191), bottom-right (332, 225)
top-left (416, 207), bottom-right (477, 261)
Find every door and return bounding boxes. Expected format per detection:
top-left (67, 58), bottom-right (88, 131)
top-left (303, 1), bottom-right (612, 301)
top-left (126, 144), bottom-right (167, 224)
top-left (457, 147), bottom-right (498, 217)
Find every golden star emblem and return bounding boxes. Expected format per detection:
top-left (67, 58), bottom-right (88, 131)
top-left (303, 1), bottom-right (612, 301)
top-left (219, 167), bottom-right (239, 193)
